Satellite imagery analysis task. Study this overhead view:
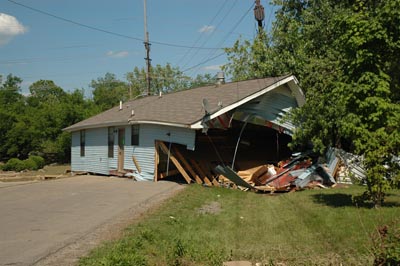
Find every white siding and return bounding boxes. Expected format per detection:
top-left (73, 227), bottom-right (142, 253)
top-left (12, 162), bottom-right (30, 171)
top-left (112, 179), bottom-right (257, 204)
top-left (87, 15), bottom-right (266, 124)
top-left (71, 124), bottom-right (196, 176)
top-left (71, 128), bottom-right (109, 175)
top-left (124, 124), bottom-right (196, 174)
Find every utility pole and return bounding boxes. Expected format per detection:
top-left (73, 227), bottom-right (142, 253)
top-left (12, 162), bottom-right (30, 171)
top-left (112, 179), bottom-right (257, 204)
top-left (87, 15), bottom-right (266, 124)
top-left (143, 0), bottom-right (151, 96)
top-left (254, 0), bottom-right (265, 33)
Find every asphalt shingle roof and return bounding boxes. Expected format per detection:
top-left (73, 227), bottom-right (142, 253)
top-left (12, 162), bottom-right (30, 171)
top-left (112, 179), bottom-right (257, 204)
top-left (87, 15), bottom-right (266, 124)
top-left (64, 75), bottom-right (292, 132)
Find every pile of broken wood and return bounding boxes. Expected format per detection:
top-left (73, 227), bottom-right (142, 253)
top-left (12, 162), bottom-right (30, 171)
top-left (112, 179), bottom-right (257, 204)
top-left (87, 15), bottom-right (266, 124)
top-left (215, 151), bottom-right (338, 193)
top-left (155, 141), bottom-right (340, 193)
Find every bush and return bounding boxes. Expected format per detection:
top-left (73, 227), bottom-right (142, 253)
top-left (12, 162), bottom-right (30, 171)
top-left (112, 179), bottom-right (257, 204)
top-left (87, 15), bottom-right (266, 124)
top-left (371, 220), bottom-right (400, 265)
top-left (29, 155), bottom-right (45, 169)
top-left (2, 158), bottom-right (26, 172)
top-left (2, 155), bottom-right (46, 171)
top-left (24, 158), bottom-right (38, 170)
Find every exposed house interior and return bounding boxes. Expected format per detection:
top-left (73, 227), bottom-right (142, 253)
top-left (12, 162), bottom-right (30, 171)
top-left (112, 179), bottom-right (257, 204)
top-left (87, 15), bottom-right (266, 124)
top-left (156, 118), bottom-right (293, 185)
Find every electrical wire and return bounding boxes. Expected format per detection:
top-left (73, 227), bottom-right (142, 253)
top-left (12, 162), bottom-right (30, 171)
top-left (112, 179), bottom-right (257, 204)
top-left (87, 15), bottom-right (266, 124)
top-left (181, 52), bottom-right (225, 73)
top-left (175, 0), bottom-right (229, 67)
top-left (7, 0), bottom-right (223, 50)
top-left (187, 2), bottom-right (254, 77)
top-left (180, 0), bottom-right (239, 70)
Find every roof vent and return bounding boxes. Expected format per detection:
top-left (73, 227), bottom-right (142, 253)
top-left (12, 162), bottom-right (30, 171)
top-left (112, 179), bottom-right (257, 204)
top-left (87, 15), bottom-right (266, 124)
top-left (216, 72), bottom-right (225, 86)
top-left (119, 100), bottom-right (122, 111)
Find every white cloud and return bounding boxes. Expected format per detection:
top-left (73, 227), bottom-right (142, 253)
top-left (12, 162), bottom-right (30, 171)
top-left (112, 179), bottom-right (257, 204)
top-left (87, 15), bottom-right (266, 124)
top-left (0, 13), bottom-right (28, 46)
top-left (106, 50), bottom-right (129, 58)
top-left (198, 25), bottom-right (215, 34)
top-left (202, 64), bottom-right (222, 71)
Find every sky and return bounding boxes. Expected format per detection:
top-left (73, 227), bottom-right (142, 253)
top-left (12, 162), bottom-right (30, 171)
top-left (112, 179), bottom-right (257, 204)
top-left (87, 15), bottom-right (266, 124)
top-left (0, 0), bottom-right (277, 96)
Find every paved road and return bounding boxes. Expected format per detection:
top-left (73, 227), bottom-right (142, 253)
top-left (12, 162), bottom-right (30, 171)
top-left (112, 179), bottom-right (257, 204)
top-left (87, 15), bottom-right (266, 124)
top-left (0, 176), bottom-right (183, 266)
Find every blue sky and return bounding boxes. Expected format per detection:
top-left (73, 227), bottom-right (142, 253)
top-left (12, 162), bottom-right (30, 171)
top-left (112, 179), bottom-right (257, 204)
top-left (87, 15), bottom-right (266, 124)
top-left (1, 0), bottom-right (276, 96)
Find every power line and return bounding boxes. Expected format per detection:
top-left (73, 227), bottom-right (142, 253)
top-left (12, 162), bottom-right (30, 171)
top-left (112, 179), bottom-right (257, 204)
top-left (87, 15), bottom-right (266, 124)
top-left (181, 52), bottom-right (225, 73)
top-left (7, 0), bottom-right (223, 51)
top-left (187, 2), bottom-right (254, 77)
top-left (175, 0), bottom-right (229, 67)
top-left (181, 0), bottom-right (239, 70)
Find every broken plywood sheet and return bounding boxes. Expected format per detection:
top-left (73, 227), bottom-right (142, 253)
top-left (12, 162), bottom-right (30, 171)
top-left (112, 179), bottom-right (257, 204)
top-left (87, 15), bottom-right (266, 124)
top-left (237, 165), bottom-right (268, 182)
top-left (215, 165), bottom-right (254, 189)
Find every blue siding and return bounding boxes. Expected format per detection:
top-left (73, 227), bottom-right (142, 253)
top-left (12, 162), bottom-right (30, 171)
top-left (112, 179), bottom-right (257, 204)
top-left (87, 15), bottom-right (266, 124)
top-left (71, 124), bottom-right (196, 176)
top-left (71, 128), bottom-right (109, 175)
top-left (124, 124), bottom-right (196, 174)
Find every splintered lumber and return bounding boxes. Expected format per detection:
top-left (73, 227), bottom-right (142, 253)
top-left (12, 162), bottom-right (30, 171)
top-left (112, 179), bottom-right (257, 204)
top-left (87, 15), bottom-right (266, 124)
top-left (132, 156), bottom-right (142, 173)
top-left (237, 165), bottom-right (268, 183)
top-left (159, 169), bottom-right (179, 179)
top-left (190, 159), bottom-right (212, 186)
top-left (158, 141), bottom-right (192, 184)
top-left (199, 160), bottom-right (219, 186)
top-left (172, 146), bottom-right (203, 184)
top-left (254, 185), bottom-right (276, 192)
top-left (215, 165), bottom-right (254, 189)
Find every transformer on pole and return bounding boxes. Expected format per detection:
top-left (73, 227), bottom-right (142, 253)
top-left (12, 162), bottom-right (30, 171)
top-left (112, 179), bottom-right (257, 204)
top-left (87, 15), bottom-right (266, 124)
top-left (254, 0), bottom-right (265, 31)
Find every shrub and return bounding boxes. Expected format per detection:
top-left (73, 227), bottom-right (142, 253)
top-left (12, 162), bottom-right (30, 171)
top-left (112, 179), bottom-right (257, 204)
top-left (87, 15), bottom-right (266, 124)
top-left (29, 155), bottom-right (45, 169)
top-left (2, 155), bottom-right (46, 171)
top-left (3, 158), bottom-right (26, 172)
top-left (23, 158), bottom-right (38, 170)
top-left (371, 220), bottom-right (400, 265)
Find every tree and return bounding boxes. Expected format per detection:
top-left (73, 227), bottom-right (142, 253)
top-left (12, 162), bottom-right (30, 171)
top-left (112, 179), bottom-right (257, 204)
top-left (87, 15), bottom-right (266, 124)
top-left (0, 74), bottom-right (25, 160)
top-left (223, 0), bottom-right (400, 207)
top-left (189, 73), bottom-right (215, 88)
top-left (28, 80), bottom-right (66, 106)
top-left (91, 73), bottom-right (129, 111)
top-left (126, 63), bottom-right (193, 97)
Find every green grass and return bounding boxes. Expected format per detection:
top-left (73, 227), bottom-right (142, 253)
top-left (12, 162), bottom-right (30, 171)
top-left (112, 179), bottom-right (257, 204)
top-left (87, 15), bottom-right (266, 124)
top-left (79, 185), bottom-right (400, 266)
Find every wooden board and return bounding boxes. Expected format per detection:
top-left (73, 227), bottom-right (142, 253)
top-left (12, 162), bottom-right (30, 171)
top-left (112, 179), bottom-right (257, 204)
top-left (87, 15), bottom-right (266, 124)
top-left (190, 159), bottom-right (212, 186)
top-left (237, 165), bottom-right (268, 182)
top-left (158, 141), bottom-right (192, 184)
top-left (154, 142), bottom-right (159, 181)
top-left (172, 146), bottom-right (203, 184)
top-left (132, 155), bottom-right (142, 173)
top-left (159, 169), bottom-right (179, 179)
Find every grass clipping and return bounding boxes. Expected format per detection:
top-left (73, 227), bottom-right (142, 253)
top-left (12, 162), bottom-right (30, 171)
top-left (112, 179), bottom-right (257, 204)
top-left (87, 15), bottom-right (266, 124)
top-left (80, 185), bottom-right (400, 266)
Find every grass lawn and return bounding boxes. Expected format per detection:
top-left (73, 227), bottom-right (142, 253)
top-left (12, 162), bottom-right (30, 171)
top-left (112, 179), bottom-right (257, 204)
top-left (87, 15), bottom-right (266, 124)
top-left (80, 184), bottom-right (400, 266)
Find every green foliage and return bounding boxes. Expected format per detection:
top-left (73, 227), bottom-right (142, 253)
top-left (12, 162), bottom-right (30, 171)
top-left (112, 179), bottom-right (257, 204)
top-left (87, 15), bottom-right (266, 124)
top-left (91, 73), bottom-right (129, 111)
top-left (2, 158), bottom-right (26, 172)
top-left (126, 64), bottom-right (214, 97)
top-left (371, 220), bottom-right (400, 266)
top-left (2, 155), bottom-right (46, 171)
top-left (29, 155), bottom-right (45, 169)
top-left (224, 0), bottom-right (400, 207)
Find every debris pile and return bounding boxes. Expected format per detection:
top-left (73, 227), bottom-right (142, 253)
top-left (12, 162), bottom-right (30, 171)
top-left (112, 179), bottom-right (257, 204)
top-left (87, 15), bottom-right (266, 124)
top-left (155, 141), bottom-right (385, 193)
top-left (215, 151), bottom-right (338, 193)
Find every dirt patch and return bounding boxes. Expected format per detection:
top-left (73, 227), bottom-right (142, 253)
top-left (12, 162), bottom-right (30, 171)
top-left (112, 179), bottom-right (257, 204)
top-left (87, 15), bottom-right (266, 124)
top-left (197, 201), bottom-right (222, 215)
top-left (0, 164), bottom-right (71, 182)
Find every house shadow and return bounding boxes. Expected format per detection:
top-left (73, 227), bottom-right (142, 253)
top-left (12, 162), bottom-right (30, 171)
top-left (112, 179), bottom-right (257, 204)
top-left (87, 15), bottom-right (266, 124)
top-left (312, 193), bottom-right (400, 208)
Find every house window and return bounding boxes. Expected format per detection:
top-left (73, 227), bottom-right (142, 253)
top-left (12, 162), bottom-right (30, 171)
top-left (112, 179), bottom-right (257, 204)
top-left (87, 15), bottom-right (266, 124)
top-left (131, 125), bottom-right (139, 146)
top-left (108, 127), bottom-right (114, 158)
top-left (80, 130), bottom-right (85, 157)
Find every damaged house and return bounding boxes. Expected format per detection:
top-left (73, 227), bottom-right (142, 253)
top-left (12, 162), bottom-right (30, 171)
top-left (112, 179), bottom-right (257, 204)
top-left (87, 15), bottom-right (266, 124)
top-left (64, 74), bottom-right (306, 188)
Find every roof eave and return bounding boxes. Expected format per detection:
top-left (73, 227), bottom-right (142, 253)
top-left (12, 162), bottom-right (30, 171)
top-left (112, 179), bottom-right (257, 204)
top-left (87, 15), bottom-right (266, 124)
top-left (128, 120), bottom-right (190, 128)
top-left (64, 120), bottom-right (191, 132)
top-left (190, 75), bottom-right (304, 129)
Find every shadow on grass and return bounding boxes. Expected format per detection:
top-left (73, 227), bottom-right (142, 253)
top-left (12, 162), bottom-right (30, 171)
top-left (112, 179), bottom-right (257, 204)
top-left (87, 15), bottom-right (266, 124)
top-left (312, 193), bottom-right (400, 208)
top-left (312, 193), bottom-right (354, 208)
